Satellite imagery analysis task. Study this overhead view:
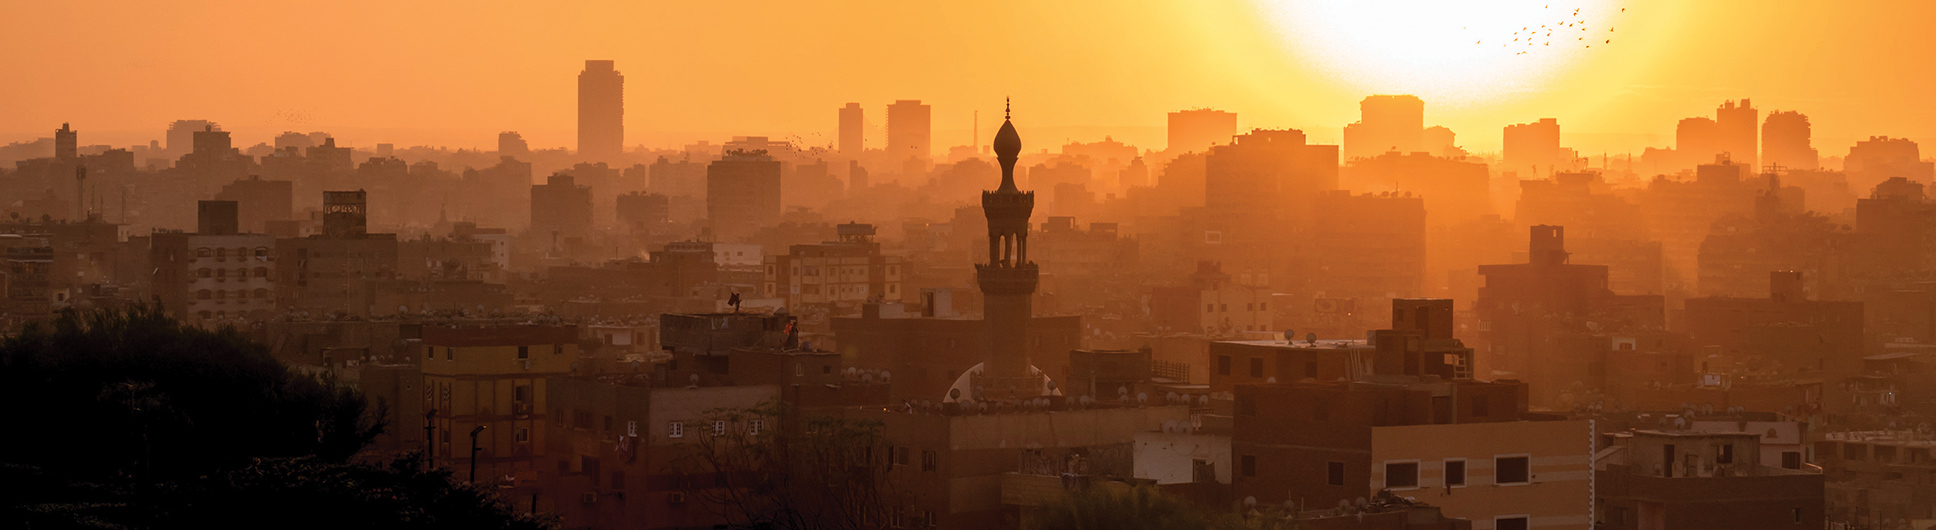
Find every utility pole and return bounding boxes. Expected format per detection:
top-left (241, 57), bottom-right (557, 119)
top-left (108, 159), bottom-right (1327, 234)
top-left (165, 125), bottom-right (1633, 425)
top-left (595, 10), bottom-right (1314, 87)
top-left (423, 408), bottom-right (438, 471)
top-left (469, 425), bottom-right (487, 483)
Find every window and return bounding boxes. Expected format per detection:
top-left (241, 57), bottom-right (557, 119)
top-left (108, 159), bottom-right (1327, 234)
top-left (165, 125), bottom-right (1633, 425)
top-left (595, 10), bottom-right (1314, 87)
top-left (1220, 304), bottom-right (1228, 312)
top-left (1384, 461), bottom-right (1419, 489)
top-left (1495, 455), bottom-right (1531, 485)
top-left (1793, 507), bottom-right (1803, 523)
top-left (197, 268), bottom-right (212, 278)
top-left (254, 267), bottom-right (268, 277)
top-left (611, 470), bottom-right (626, 490)
top-left (1444, 459), bottom-right (1467, 487)
top-left (516, 427), bottom-right (529, 442)
top-left (517, 346), bottom-right (529, 359)
top-left (554, 345), bottom-right (564, 355)
top-left (713, 421), bottom-right (726, 436)
top-left (446, 347), bottom-right (453, 360)
top-left (1217, 356), bottom-right (1231, 375)
top-left (197, 290), bottom-right (211, 300)
top-left (894, 446), bottom-right (911, 466)
top-left (1495, 516), bottom-right (1529, 530)
top-left (1259, 302), bottom-right (1268, 311)
top-left (1718, 443), bottom-right (1735, 464)
top-left (1249, 358), bottom-right (1264, 378)
top-left (1241, 455), bottom-right (1257, 477)
top-left (1327, 461), bottom-right (1345, 486)
top-left (1206, 304), bottom-right (1215, 313)
top-left (627, 421), bottom-right (639, 437)
top-left (890, 507), bottom-right (905, 528)
top-left (427, 346), bottom-right (435, 360)
top-left (1782, 451), bottom-right (1802, 469)
top-left (922, 450), bottom-right (938, 472)
top-left (668, 421), bottom-right (684, 438)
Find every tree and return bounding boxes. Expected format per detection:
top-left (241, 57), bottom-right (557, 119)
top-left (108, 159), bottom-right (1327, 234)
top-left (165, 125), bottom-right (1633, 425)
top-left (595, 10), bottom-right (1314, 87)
top-left (0, 305), bottom-right (381, 479)
top-left (0, 306), bottom-right (549, 529)
top-left (667, 400), bottom-right (908, 530)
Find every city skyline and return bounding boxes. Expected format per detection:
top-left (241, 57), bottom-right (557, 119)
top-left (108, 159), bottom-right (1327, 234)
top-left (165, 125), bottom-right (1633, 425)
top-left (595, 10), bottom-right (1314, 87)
top-left (2, 0), bottom-right (1932, 155)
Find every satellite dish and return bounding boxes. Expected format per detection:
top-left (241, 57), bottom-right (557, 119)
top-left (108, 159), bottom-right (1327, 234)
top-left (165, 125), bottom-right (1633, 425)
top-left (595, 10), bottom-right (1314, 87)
top-left (880, 371), bottom-right (892, 383)
top-left (1266, 377), bottom-right (1277, 384)
top-left (1306, 332), bottom-right (1317, 344)
top-left (1046, 380), bottom-right (1057, 391)
top-left (688, 374), bottom-right (700, 386)
top-left (1244, 496), bottom-right (1258, 508)
top-left (950, 388), bottom-right (962, 400)
top-left (1136, 392), bottom-right (1149, 404)
top-left (1163, 420), bottom-right (1178, 433)
top-left (1283, 329), bottom-right (1296, 342)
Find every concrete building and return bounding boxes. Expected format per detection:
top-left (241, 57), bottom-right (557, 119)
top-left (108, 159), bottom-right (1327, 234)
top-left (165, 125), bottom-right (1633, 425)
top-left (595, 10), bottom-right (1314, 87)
top-left (1475, 226), bottom-right (1666, 407)
top-left (1762, 110), bottom-right (1819, 171)
top-left (1683, 271), bottom-right (1864, 374)
top-left (276, 191), bottom-right (400, 318)
top-left (420, 324), bottom-right (577, 495)
top-left (578, 60), bottom-right (624, 162)
top-left (1150, 261), bottom-right (1274, 335)
top-left (886, 99), bottom-right (932, 167)
top-left (839, 102), bottom-right (864, 155)
top-left (1502, 118), bottom-right (1575, 176)
top-left (531, 174), bottom-right (593, 241)
top-left (1595, 429), bottom-right (1823, 529)
top-left (214, 176), bottom-right (294, 234)
top-left (1311, 190), bottom-right (1427, 306)
top-left (151, 200), bottom-right (277, 323)
top-left (1342, 95), bottom-right (1424, 161)
top-left (705, 150), bottom-right (782, 242)
top-left (760, 223), bottom-right (903, 308)
top-left (1168, 108), bottom-right (1238, 154)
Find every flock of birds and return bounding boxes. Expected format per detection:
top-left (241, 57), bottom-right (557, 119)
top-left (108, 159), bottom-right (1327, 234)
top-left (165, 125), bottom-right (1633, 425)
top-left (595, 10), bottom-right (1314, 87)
top-left (1473, 5), bottom-right (1624, 55)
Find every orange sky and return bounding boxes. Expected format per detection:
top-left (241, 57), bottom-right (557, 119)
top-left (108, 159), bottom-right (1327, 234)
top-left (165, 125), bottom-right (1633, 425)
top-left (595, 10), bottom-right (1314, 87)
top-left (2, 0), bottom-right (1931, 158)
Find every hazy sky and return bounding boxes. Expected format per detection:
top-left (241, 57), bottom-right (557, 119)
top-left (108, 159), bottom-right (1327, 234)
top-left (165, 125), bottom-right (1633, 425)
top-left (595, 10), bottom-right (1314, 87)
top-left (2, 0), bottom-right (1931, 157)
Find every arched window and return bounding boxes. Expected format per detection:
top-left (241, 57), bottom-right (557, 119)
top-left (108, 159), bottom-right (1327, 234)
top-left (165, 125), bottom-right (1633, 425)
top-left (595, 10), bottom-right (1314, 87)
top-left (255, 247), bottom-right (270, 258)
top-left (196, 290), bottom-right (212, 300)
top-left (196, 248), bottom-right (212, 258)
top-left (197, 268), bottom-right (211, 278)
top-left (215, 248), bottom-right (227, 259)
top-left (254, 289), bottom-right (270, 299)
top-left (215, 269), bottom-right (226, 279)
top-left (236, 269), bottom-right (248, 279)
top-left (254, 267), bottom-right (268, 278)
top-left (214, 290), bottom-right (226, 300)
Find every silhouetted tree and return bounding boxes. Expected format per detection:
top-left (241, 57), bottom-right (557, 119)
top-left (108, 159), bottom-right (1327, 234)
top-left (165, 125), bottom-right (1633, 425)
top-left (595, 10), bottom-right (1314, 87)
top-left (1030, 483), bottom-right (1270, 530)
top-left (0, 306), bottom-right (549, 529)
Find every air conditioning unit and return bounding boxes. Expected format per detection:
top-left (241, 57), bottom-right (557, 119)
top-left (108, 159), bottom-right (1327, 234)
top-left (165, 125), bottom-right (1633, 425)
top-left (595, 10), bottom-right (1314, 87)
top-left (580, 492), bottom-right (598, 504)
top-left (668, 492), bottom-right (685, 505)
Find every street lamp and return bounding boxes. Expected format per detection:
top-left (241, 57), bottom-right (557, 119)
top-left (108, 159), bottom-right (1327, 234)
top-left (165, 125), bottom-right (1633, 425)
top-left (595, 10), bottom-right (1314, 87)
top-left (469, 425), bottom-right (487, 483)
top-left (423, 408), bottom-right (438, 471)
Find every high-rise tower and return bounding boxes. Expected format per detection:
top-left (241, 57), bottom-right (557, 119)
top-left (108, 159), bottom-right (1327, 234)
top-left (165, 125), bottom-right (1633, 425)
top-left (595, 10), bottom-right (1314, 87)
top-left (973, 101), bottom-right (1046, 399)
top-left (839, 103), bottom-right (864, 155)
top-left (577, 60), bottom-right (624, 162)
top-left (885, 100), bottom-right (931, 164)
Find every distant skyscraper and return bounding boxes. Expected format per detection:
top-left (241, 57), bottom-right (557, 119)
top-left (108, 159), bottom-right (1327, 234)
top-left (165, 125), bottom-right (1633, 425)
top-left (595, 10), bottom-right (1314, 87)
top-left (499, 131), bottom-right (531, 159)
top-left (885, 100), bottom-right (931, 163)
top-left (54, 123), bottom-right (77, 160)
top-left (1167, 109), bottom-right (1237, 153)
top-left (577, 60), bottom-right (624, 162)
top-left (1762, 111), bottom-right (1818, 170)
top-left (1342, 95), bottom-right (1424, 160)
top-left (1716, 99), bottom-right (1758, 169)
top-left (1503, 118), bottom-right (1564, 173)
top-left (839, 103), bottom-right (864, 155)
top-left (166, 120), bottom-right (216, 155)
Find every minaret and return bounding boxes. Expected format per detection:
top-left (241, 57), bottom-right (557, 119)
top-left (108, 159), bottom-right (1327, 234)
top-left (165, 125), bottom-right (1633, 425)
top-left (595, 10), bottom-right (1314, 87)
top-left (976, 100), bottom-right (1042, 397)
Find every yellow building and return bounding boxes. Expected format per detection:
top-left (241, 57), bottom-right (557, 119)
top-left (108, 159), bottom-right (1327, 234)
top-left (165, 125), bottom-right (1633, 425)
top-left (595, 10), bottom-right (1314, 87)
top-left (421, 325), bottom-right (579, 484)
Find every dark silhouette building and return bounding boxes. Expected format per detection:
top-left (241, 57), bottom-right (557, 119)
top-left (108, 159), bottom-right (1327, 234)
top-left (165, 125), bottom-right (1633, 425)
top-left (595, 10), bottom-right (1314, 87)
top-left (839, 102), bottom-right (864, 155)
top-left (1342, 95), bottom-right (1423, 160)
top-left (532, 174), bottom-right (593, 241)
top-left (885, 99), bottom-right (931, 167)
top-left (1762, 110), bottom-right (1819, 170)
top-left (1167, 108), bottom-right (1237, 153)
top-left (578, 60), bottom-right (624, 162)
top-left (704, 150), bottom-right (782, 242)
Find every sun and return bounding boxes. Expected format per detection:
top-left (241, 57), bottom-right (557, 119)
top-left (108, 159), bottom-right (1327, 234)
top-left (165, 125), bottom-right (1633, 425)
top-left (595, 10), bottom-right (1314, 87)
top-left (1255, 0), bottom-right (1621, 106)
